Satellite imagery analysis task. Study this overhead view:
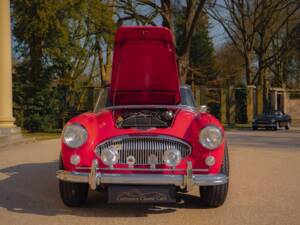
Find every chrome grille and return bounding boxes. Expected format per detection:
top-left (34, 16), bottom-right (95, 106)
top-left (95, 136), bottom-right (192, 165)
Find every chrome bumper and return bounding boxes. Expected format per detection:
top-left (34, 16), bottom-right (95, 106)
top-left (56, 160), bottom-right (228, 191)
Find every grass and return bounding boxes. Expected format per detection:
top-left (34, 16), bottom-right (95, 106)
top-left (22, 131), bottom-right (61, 140)
top-left (224, 123), bottom-right (252, 130)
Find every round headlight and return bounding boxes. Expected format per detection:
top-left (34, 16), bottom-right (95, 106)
top-left (63, 123), bottom-right (88, 148)
top-left (199, 125), bottom-right (223, 150)
top-left (101, 147), bottom-right (119, 166)
top-left (163, 149), bottom-right (182, 167)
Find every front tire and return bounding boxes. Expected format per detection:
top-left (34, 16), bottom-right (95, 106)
top-left (59, 156), bottom-right (88, 207)
top-left (285, 122), bottom-right (290, 130)
top-left (274, 122), bottom-right (280, 130)
top-left (200, 145), bottom-right (229, 208)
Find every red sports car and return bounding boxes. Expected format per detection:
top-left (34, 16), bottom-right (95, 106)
top-left (56, 26), bottom-right (229, 207)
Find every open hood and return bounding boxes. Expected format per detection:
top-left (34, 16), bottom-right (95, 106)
top-left (109, 26), bottom-right (181, 105)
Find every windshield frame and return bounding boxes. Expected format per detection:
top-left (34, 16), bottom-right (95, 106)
top-left (93, 85), bottom-right (196, 113)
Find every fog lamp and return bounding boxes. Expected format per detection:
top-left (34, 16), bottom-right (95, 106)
top-left (163, 149), bottom-right (181, 167)
top-left (100, 147), bottom-right (119, 166)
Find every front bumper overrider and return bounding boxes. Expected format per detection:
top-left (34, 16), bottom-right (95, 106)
top-left (56, 160), bottom-right (228, 191)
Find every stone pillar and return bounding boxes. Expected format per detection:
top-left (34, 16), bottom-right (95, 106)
top-left (273, 90), bottom-right (278, 111)
top-left (194, 85), bottom-right (200, 107)
top-left (228, 86), bottom-right (236, 125)
top-left (247, 85), bottom-right (255, 123)
top-left (283, 90), bottom-right (288, 114)
top-left (0, 0), bottom-right (15, 129)
top-left (256, 85), bottom-right (263, 115)
top-left (220, 88), bottom-right (227, 124)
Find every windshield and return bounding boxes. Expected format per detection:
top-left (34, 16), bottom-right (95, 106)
top-left (263, 111), bottom-right (283, 116)
top-left (94, 86), bottom-right (195, 112)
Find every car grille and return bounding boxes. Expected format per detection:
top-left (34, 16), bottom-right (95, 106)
top-left (95, 135), bottom-right (192, 165)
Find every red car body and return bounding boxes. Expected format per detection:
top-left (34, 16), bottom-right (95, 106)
top-left (57, 26), bottom-right (229, 207)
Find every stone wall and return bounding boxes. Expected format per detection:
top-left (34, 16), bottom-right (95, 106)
top-left (285, 93), bottom-right (300, 125)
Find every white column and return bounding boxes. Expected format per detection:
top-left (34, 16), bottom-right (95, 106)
top-left (0, 0), bottom-right (15, 128)
top-left (274, 91), bottom-right (278, 111)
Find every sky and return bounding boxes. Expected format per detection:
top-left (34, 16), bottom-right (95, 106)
top-left (124, 2), bottom-right (228, 49)
top-left (209, 18), bottom-right (227, 49)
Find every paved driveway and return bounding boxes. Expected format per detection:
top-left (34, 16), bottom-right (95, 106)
top-left (0, 129), bottom-right (300, 225)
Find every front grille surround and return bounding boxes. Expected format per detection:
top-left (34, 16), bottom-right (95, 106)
top-left (95, 135), bottom-right (192, 165)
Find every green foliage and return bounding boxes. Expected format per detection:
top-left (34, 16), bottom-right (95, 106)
top-left (12, 0), bottom-right (115, 132)
top-left (189, 18), bottom-right (217, 83)
top-left (174, 4), bottom-right (217, 85)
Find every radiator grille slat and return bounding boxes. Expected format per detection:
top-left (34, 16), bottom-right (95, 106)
top-left (95, 136), bottom-right (191, 165)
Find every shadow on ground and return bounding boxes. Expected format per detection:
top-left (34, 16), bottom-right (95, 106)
top-left (0, 161), bottom-right (210, 218)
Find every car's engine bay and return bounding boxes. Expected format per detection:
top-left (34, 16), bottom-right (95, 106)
top-left (113, 109), bottom-right (176, 129)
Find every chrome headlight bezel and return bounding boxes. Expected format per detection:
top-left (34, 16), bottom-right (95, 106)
top-left (62, 123), bottom-right (88, 148)
top-left (199, 125), bottom-right (223, 150)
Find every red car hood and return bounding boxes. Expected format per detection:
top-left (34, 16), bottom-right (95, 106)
top-left (109, 26), bottom-right (181, 105)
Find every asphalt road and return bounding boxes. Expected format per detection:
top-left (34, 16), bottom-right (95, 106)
top-left (0, 128), bottom-right (300, 225)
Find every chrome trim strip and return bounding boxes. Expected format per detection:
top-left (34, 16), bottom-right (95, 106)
top-left (56, 171), bottom-right (227, 188)
top-left (56, 170), bottom-right (89, 183)
top-left (193, 174), bottom-right (228, 186)
top-left (75, 167), bottom-right (209, 172)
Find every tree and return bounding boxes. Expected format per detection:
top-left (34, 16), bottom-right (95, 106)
top-left (216, 42), bottom-right (244, 87)
top-left (207, 0), bottom-right (300, 112)
top-left (12, 0), bottom-right (116, 131)
top-left (174, 5), bottom-right (217, 86)
top-left (207, 0), bottom-right (258, 85)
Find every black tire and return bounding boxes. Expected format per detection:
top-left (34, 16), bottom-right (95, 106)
top-left (58, 156), bottom-right (89, 207)
top-left (252, 126), bottom-right (257, 131)
top-left (200, 145), bottom-right (229, 208)
top-left (274, 122), bottom-right (279, 131)
top-left (285, 122), bottom-right (290, 130)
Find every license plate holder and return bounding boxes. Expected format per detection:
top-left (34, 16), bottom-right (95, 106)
top-left (108, 185), bottom-right (176, 203)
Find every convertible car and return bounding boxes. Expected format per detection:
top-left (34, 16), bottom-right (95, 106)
top-left (252, 110), bottom-right (291, 130)
top-left (56, 26), bottom-right (229, 208)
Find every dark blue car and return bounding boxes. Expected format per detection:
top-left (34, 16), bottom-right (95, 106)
top-left (252, 110), bottom-right (291, 130)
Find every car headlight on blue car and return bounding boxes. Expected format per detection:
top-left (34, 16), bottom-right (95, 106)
top-left (63, 123), bottom-right (88, 148)
top-left (199, 125), bottom-right (223, 150)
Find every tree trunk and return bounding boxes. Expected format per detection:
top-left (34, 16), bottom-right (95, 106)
top-left (262, 71), bottom-right (269, 112)
top-left (244, 52), bottom-right (252, 85)
top-left (178, 52), bottom-right (190, 84)
top-left (104, 44), bottom-right (113, 84)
